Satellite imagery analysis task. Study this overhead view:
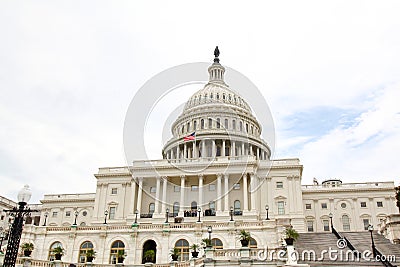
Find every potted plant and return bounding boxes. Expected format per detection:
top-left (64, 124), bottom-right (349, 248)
top-left (169, 247), bottom-right (180, 262)
top-left (238, 230), bottom-right (251, 247)
top-left (21, 242), bottom-right (34, 257)
top-left (52, 246), bottom-right (65, 260)
top-left (285, 226), bottom-right (299, 246)
top-left (117, 249), bottom-right (126, 263)
top-left (86, 248), bottom-right (96, 262)
top-left (190, 244), bottom-right (199, 258)
top-left (143, 249), bottom-right (155, 263)
top-left (201, 238), bottom-right (211, 248)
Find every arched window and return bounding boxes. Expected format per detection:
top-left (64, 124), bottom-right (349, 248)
top-left (48, 242), bottom-right (63, 261)
top-left (249, 238), bottom-right (257, 248)
top-left (110, 240), bottom-right (125, 264)
top-left (208, 118), bottom-right (213, 129)
top-left (149, 203), bottom-right (155, 214)
top-left (79, 241), bottom-right (94, 263)
top-left (191, 201), bottom-right (197, 210)
top-left (211, 238), bottom-right (223, 249)
top-left (234, 200), bottom-right (241, 215)
top-left (239, 121), bottom-right (243, 132)
top-left (224, 119), bottom-right (228, 129)
top-left (193, 120), bottom-right (197, 130)
top-left (187, 122), bottom-right (190, 132)
top-left (251, 126), bottom-right (253, 134)
top-left (232, 120), bottom-right (236, 130)
top-left (342, 215), bottom-right (350, 231)
top-left (246, 123), bottom-right (249, 133)
top-left (201, 119), bottom-right (204, 129)
top-left (173, 202), bottom-right (179, 217)
top-left (175, 239), bottom-right (189, 262)
top-left (216, 118), bottom-right (221, 129)
top-left (216, 93), bottom-right (220, 100)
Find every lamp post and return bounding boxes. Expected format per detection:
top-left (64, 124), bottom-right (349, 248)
top-left (3, 185), bottom-right (38, 267)
top-left (197, 208), bottom-right (201, 222)
top-left (73, 210), bottom-right (79, 226)
top-left (104, 210), bottom-right (109, 225)
top-left (134, 209), bottom-right (138, 224)
top-left (329, 212), bottom-right (333, 232)
top-left (229, 206), bottom-right (234, 221)
top-left (368, 224), bottom-right (376, 257)
top-left (207, 226), bottom-right (212, 244)
top-left (43, 211), bottom-right (49, 226)
top-left (265, 204), bottom-right (270, 220)
top-left (165, 208), bottom-right (169, 223)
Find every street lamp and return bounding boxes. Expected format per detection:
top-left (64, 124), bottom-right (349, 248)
top-left (165, 208), bottom-right (169, 223)
top-left (207, 226), bottom-right (212, 243)
top-left (229, 206), bottom-right (234, 221)
top-left (134, 209), bottom-right (139, 224)
top-left (368, 224), bottom-right (376, 257)
top-left (197, 207), bottom-right (201, 222)
top-left (104, 210), bottom-right (109, 225)
top-left (73, 210), bottom-right (79, 226)
top-left (3, 185), bottom-right (38, 267)
top-left (329, 212), bottom-right (333, 231)
top-left (43, 211), bottom-right (49, 226)
top-left (265, 204), bottom-right (270, 220)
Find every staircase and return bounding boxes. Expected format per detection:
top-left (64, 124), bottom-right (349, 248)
top-left (295, 232), bottom-right (385, 266)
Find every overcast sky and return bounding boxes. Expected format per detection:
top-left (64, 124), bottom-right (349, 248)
top-left (1, 1), bottom-right (400, 203)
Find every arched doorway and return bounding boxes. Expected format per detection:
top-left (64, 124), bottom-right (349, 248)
top-left (142, 240), bottom-right (157, 264)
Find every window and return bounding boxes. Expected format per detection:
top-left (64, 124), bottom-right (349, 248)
top-left (276, 182), bottom-right (283, 189)
top-left (209, 201), bottom-right (215, 211)
top-left (48, 242), bottom-right (63, 261)
top-left (363, 218), bottom-right (370, 230)
top-left (201, 119), bottom-right (204, 129)
top-left (305, 204), bottom-right (312, 210)
top-left (377, 201), bottom-right (383, 207)
top-left (173, 202), bottom-right (179, 216)
top-left (246, 123), bottom-right (249, 133)
top-left (209, 184), bottom-right (216, 191)
top-left (111, 188), bottom-right (118, 195)
top-left (239, 121), bottom-right (243, 131)
top-left (208, 118), bottom-right (212, 128)
top-left (193, 120), bottom-right (197, 130)
top-left (225, 146), bottom-right (230, 156)
top-left (323, 220), bottom-right (330, 231)
top-left (149, 203), bottom-right (155, 214)
top-left (191, 201), bottom-right (197, 210)
top-left (341, 203), bottom-right (347, 209)
top-left (175, 239), bottom-right (189, 262)
top-left (361, 202), bottom-right (367, 208)
top-left (52, 212), bottom-right (58, 217)
top-left (79, 241), bottom-right (94, 263)
top-left (342, 215), bottom-right (350, 231)
top-left (321, 203), bottom-right (327, 209)
top-left (211, 238), bottom-right (223, 249)
top-left (232, 120), bottom-right (236, 130)
top-left (109, 240), bottom-right (125, 264)
top-left (216, 118), bottom-right (220, 128)
top-left (307, 221), bottom-right (314, 232)
top-left (109, 207), bottom-right (116, 219)
top-left (150, 187), bottom-right (156, 193)
top-left (174, 186), bottom-right (180, 192)
top-left (249, 238), bottom-right (257, 248)
top-left (234, 200), bottom-right (241, 215)
top-left (191, 185), bottom-right (198, 191)
top-left (233, 183), bottom-right (240, 190)
top-left (277, 201), bottom-right (285, 215)
top-left (216, 146), bottom-right (221, 156)
top-left (187, 122), bottom-right (190, 132)
top-left (65, 211), bottom-right (71, 217)
top-left (224, 119), bottom-right (228, 129)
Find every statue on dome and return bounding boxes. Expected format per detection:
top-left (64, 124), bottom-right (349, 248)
top-left (214, 46), bottom-right (220, 63)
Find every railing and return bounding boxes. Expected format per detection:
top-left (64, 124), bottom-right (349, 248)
top-left (373, 247), bottom-right (396, 267)
top-left (302, 181), bottom-right (394, 190)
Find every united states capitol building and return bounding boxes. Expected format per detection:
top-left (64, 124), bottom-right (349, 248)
top-left (1, 49), bottom-right (399, 266)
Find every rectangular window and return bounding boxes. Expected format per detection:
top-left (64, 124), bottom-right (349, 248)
top-left (111, 188), bottom-right (118, 195)
top-left (65, 211), bottom-right (71, 217)
top-left (233, 183), bottom-right (240, 190)
top-left (321, 203), bottom-right (327, 209)
top-left (52, 212), bottom-right (58, 217)
top-left (150, 187), bottom-right (156, 193)
top-left (191, 185), bottom-right (198, 191)
top-left (360, 202), bottom-right (367, 208)
top-left (109, 207), bottom-right (116, 219)
top-left (174, 186), bottom-right (180, 192)
top-left (277, 201), bottom-right (285, 215)
top-left (276, 182), bottom-right (283, 189)
top-left (363, 218), bottom-right (370, 230)
top-left (307, 221), bottom-right (314, 232)
top-left (323, 220), bottom-right (330, 231)
top-left (209, 184), bottom-right (216, 191)
top-left (305, 204), bottom-right (312, 210)
top-left (377, 201), bottom-right (383, 207)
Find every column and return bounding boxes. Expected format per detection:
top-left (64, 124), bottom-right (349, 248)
top-left (177, 145), bottom-right (180, 159)
top-left (155, 177), bottom-right (161, 214)
top-left (243, 174), bottom-right (249, 212)
top-left (250, 145), bottom-right (253, 156)
top-left (224, 174), bottom-right (229, 211)
top-left (193, 142), bottom-right (198, 158)
top-left (199, 174), bottom-right (204, 208)
top-left (161, 177), bottom-right (167, 213)
top-left (250, 173), bottom-right (256, 211)
top-left (202, 140), bottom-right (206, 158)
top-left (256, 147), bottom-right (260, 160)
top-left (179, 175), bottom-right (185, 214)
top-left (242, 142), bottom-right (245, 156)
top-left (212, 140), bottom-right (216, 157)
top-left (136, 177), bottom-right (143, 214)
top-left (217, 174), bottom-right (222, 212)
top-left (222, 140), bottom-right (226, 156)
top-left (232, 141), bottom-right (236, 156)
top-left (184, 143), bottom-right (187, 158)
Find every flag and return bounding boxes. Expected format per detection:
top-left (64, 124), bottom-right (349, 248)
top-left (183, 132), bottom-right (196, 141)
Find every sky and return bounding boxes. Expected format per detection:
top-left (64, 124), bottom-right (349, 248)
top-left (1, 1), bottom-right (400, 203)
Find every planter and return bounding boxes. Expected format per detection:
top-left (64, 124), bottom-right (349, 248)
top-left (23, 250), bottom-right (32, 257)
top-left (55, 254), bottom-right (62, 260)
top-left (171, 255), bottom-right (179, 261)
top-left (86, 256), bottom-right (94, 262)
top-left (240, 239), bottom-right (249, 247)
top-left (285, 238), bottom-right (294, 246)
top-left (191, 251), bottom-right (199, 258)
